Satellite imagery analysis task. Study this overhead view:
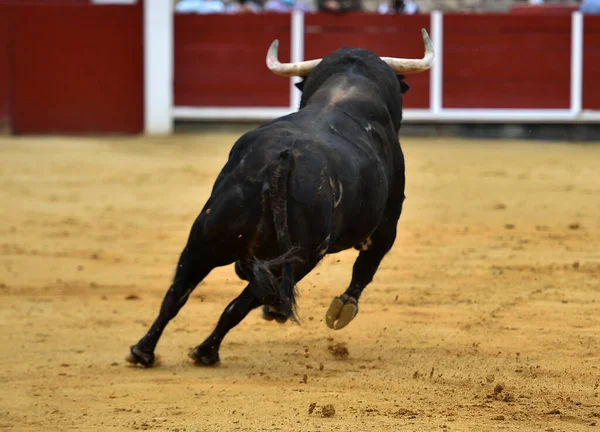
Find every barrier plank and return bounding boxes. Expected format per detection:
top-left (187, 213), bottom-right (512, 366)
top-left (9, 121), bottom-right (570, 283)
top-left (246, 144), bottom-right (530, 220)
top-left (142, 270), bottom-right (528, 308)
top-left (0, 6), bottom-right (10, 132)
top-left (443, 14), bottom-right (571, 109)
top-left (12, 3), bottom-right (143, 134)
top-left (583, 15), bottom-right (600, 110)
top-left (174, 14), bottom-right (291, 107)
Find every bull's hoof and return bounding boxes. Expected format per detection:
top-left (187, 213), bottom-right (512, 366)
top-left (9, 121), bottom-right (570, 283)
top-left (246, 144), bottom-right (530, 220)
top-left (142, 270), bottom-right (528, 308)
top-left (189, 344), bottom-right (220, 366)
top-left (261, 305), bottom-right (289, 324)
top-left (325, 294), bottom-right (358, 330)
top-left (125, 345), bottom-right (155, 368)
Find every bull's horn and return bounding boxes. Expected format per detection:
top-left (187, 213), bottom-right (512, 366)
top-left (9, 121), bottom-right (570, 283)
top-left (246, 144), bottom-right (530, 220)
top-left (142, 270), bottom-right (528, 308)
top-left (266, 39), bottom-right (322, 77)
top-left (380, 28), bottom-right (435, 74)
top-left (266, 28), bottom-right (434, 77)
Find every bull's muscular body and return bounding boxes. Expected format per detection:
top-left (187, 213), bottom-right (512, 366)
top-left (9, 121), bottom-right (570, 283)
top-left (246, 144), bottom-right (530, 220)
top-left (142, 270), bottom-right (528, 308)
top-left (127, 34), bottom-right (433, 368)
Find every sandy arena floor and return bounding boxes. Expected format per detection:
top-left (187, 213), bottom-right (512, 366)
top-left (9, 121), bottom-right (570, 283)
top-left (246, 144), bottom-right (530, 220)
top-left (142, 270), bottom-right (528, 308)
top-left (0, 133), bottom-right (599, 431)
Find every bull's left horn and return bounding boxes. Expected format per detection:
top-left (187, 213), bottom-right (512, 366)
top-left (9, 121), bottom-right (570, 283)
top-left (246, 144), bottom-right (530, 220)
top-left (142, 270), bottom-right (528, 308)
top-left (380, 28), bottom-right (435, 74)
top-left (266, 39), bottom-right (322, 77)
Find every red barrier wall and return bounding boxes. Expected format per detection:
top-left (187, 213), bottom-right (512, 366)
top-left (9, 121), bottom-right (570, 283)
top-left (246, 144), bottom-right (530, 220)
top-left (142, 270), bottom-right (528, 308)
top-left (443, 14), bottom-right (571, 109)
top-left (303, 14), bottom-right (431, 109)
top-left (174, 14), bottom-right (291, 107)
top-left (0, 6), bottom-right (10, 132)
top-left (1, 10), bottom-right (599, 134)
top-left (0, 0), bottom-right (88, 3)
top-left (173, 13), bottom-right (431, 109)
top-left (182, 13), bottom-right (600, 113)
top-left (13, 3), bottom-right (143, 134)
top-left (583, 15), bottom-right (600, 110)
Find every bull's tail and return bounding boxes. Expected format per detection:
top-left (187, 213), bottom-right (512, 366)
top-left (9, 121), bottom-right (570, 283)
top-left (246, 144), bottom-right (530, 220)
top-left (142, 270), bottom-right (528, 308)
top-left (251, 148), bottom-right (302, 322)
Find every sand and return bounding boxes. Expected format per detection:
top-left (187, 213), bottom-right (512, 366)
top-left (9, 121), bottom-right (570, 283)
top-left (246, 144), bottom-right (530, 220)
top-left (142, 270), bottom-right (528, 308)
top-left (0, 134), bottom-right (599, 431)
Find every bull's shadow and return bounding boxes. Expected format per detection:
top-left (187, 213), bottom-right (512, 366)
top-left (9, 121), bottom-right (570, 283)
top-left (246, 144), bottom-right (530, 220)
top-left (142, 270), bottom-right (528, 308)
top-left (127, 29), bottom-right (435, 368)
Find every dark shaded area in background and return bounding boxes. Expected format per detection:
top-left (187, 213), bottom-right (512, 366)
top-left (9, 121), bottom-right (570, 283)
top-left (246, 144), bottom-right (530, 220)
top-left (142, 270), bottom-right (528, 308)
top-left (174, 121), bottom-right (600, 141)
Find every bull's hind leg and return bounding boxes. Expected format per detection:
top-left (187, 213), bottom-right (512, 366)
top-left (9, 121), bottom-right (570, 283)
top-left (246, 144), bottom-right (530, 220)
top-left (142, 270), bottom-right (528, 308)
top-left (235, 260), bottom-right (288, 323)
top-left (191, 249), bottom-right (326, 365)
top-left (261, 305), bottom-right (290, 323)
top-left (259, 253), bottom-right (323, 324)
top-left (126, 223), bottom-right (222, 367)
top-left (326, 203), bottom-right (403, 330)
top-left (190, 284), bottom-right (261, 365)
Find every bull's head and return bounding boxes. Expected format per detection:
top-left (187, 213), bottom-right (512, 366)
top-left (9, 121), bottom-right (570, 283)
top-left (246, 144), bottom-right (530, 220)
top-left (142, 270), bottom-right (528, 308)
top-left (266, 28), bottom-right (435, 77)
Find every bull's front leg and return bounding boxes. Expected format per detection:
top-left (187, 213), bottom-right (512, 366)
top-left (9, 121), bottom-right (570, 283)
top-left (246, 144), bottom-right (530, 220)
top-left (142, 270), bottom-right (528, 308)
top-left (325, 246), bottom-right (387, 330)
top-left (326, 205), bottom-right (402, 330)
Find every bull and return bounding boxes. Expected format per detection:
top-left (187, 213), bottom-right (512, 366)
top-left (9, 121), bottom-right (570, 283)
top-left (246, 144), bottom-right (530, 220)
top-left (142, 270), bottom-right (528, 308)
top-left (126, 29), bottom-right (434, 367)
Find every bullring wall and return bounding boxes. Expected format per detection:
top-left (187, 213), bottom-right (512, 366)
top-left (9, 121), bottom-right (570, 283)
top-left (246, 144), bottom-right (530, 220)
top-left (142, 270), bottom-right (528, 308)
top-left (0, 1), bottom-right (599, 135)
top-left (0, 1), bottom-right (143, 134)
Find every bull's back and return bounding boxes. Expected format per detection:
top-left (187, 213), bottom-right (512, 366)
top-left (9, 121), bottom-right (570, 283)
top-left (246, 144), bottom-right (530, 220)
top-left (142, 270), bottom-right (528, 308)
top-left (206, 113), bottom-right (393, 257)
top-left (280, 118), bottom-right (390, 251)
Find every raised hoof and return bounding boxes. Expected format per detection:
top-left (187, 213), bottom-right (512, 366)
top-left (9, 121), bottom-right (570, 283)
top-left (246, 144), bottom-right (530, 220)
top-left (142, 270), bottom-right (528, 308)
top-left (125, 345), bottom-right (155, 368)
top-left (325, 294), bottom-right (358, 330)
top-left (261, 305), bottom-right (289, 324)
top-left (189, 345), bottom-right (220, 367)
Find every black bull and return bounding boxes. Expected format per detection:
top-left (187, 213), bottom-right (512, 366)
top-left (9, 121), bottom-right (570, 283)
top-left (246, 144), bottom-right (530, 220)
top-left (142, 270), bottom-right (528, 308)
top-left (127, 30), bottom-right (434, 367)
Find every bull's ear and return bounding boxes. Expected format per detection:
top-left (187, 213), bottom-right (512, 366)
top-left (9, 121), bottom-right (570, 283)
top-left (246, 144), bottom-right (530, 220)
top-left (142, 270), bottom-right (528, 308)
top-left (397, 74), bottom-right (410, 94)
top-left (294, 79), bottom-right (305, 92)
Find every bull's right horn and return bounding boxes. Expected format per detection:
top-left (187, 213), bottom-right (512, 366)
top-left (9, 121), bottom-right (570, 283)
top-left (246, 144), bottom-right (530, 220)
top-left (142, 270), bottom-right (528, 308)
top-left (380, 28), bottom-right (435, 74)
top-left (266, 40), bottom-right (322, 77)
